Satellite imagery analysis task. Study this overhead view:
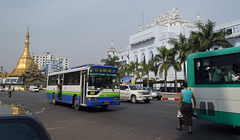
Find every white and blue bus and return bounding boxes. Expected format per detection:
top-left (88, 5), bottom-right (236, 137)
top-left (46, 64), bottom-right (120, 110)
top-left (187, 47), bottom-right (240, 126)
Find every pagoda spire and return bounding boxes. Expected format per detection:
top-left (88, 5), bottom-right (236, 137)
top-left (10, 28), bottom-right (34, 76)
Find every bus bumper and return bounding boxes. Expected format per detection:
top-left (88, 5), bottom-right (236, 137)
top-left (86, 100), bottom-right (121, 106)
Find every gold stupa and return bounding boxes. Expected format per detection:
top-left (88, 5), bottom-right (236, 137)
top-left (10, 29), bottom-right (34, 77)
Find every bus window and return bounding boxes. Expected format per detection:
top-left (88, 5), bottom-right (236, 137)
top-left (88, 74), bottom-right (119, 89)
top-left (63, 71), bottom-right (80, 85)
top-left (194, 59), bottom-right (202, 84)
top-left (48, 75), bottom-right (58, 85)
top-left (194, 54), bottom-right (240, 84)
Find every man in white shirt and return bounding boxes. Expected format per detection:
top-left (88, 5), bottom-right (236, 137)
top-left (228, 65), bottom-right (240, 81)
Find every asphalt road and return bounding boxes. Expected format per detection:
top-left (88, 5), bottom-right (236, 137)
top-left (0, 91), bottom-right (239, 140)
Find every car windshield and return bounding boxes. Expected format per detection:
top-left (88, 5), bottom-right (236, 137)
top-left (88, 74), bottom-right (119, 89)
top-left (129, 85), bottom-right (141, 90)
top-left (144, 87), bottom-right (152, 91)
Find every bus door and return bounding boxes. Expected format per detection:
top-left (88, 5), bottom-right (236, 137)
top-left (81, 71), bottom-right (87, 105)
top-left (58, 74), bottom-right (63, 101)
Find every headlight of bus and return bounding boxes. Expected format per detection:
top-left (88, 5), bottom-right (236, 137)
top-left (88, 97), bottom-right (98, 101)
top-left (114, 97), bottom-right (120, 100)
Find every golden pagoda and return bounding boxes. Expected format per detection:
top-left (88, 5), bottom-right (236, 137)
top-left (10, 29), bottom-right (35, 77)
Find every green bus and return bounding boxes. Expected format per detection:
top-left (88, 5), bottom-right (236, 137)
top-left (187, 47), bottom-right (240, 126)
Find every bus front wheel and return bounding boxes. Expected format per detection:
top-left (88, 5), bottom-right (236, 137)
top-left (74, 96), bottom-right (80, 111)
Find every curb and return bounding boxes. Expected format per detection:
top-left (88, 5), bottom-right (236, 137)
top-left (162, 97), bottom-right (179, 101)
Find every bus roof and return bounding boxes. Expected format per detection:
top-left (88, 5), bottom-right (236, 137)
top-left (48, 64), bottom-right (118, 76)
top-left (187, 46), bottom-right (240, 60)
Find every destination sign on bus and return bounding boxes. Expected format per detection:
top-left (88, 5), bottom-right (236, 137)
top-left (90, 68), bottom-right (118, 74)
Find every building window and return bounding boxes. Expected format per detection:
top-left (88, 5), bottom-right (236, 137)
top-left (134, 54), bottom-right (138, 62)
top-left (149, 51), bottom-right (154, 60)
top-left (141, 53), bottom-right (145, 62)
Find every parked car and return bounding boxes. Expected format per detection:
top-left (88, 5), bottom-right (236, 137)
top-left (142, 87), bottom-right (162, 100)
top-left (0, 104), bottom-right (51, 140)
top-left (29, 86), bottom-right (39, 92)
top-left (0, 88), bottom-right (5, 92)
top-left (120, 84), bottom-right (152, 103)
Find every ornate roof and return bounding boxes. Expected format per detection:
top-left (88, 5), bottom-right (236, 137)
top-left (10, 29), bottom-right (35, 77)
top-left (146, 8), bottom-right (196, 28)
top-left (107, 41), bottom-right (117, 53)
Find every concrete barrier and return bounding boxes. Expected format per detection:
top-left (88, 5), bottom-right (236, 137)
top-left (161, 92), bottom-right (180, 101)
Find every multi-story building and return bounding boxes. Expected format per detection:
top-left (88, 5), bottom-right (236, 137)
top-left (106, 8), bottom-right (240, 89)
top-left (32, 52), bottom-right (69, 75)
top-left (113, 8), bottom-right (199, 83)
top-left (214, 19), bottom-right (240, 48)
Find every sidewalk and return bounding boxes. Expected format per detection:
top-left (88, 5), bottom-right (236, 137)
top-left (161, 92), bottom-right (180, 101)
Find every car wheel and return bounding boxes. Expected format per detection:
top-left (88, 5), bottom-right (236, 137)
top-left (131, 95), bottom-right (137, 103)
top-left (74, 96), bottom-right (80, 111)
top-left (144, 100), bottom-right (150, 103)
top-left (157, 96), bottom-right (162, 100)
top-left (52, 94), bottom-right (58, 105)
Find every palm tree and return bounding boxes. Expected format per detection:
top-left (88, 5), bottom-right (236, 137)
top-left (139, 61), bottom-right (150, 87)
top-left (119, 64), bottom-right (130, 78)
top-left (136, 67), bottom-right (146, 87)
top-left (101, 54), bottom-right (120, 67)
top-left (189, 19), bottom-right (233, 52)
top-left (159, 48), bottom-right (181, 92)
top-left (155, 46), bottom-right (168, 91)
top-left (128, 61), bottom-right (139, 76)
top-left (168, 33), bottom-right (189, 81)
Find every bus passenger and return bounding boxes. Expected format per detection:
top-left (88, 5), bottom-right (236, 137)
top-left (176, 82), bottom-right (196, 134)
top-left (57, 80), bottom-right (62, 101)
top-left (228, 65), bottom-right (240, 81)
top-left (212, 66), bottom-right (226, 82)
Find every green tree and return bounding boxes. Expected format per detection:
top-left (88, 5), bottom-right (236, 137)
top-left (159, 48), bottom-right (181, 92)
top-left (101, 54), bottom-right (120, 67)
top-left (136, 67), bottom-right (146, 87)
top-left (139, 59), bottom-right (156, 87)
top-left (189, 19), bottom-right (233, 52)
top-left (119, 64), bottom-right (130, 78)
top-left (128, 61), bottom-right (139, 76)
top-left (155, 46), bottom-right (168, 91)
top-left (168, 33), bottom-right (189, 81)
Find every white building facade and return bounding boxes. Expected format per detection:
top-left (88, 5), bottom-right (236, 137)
top-left (214, 19), bottom-right (240, 48)
top-left (116, 8), bottom-right (198, 83)
top-left (106, 8), bottom-right (240, 89)
top-left (32, 52), bottom-right (69, 75)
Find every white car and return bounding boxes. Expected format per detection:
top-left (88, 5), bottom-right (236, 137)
top-left (29, 86), bottom-right (39, 92)
top-left (120, 84), bottom-right (152, 103)
top-left (142, 87), bottom-right (162, 100)
top-left (0, 88), bottom-right (5, 92)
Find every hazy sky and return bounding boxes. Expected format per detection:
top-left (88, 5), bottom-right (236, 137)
top-left (0, 0), bottom-right (239, 73)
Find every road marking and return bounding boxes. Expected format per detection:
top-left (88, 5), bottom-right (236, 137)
top-left (151, 110), bottom-right (171, 114)
top-left (40, 99), bottom-right (47, 102)
top-left (47, 127), bottom-right (65, 130)
top-left (35, 107), bottom-right (46, 114)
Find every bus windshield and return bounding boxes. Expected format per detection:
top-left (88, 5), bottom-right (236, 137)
top-left (88, 73), bottom-right (119, 90)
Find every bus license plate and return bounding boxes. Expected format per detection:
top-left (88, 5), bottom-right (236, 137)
top-left (104, 101), bottom-right (109, 104)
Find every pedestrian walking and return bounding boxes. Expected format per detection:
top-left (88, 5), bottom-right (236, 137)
top-left (176, 82), bottom-right (196, 134)
top-left (8, 86), bottom-right (12, 98)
